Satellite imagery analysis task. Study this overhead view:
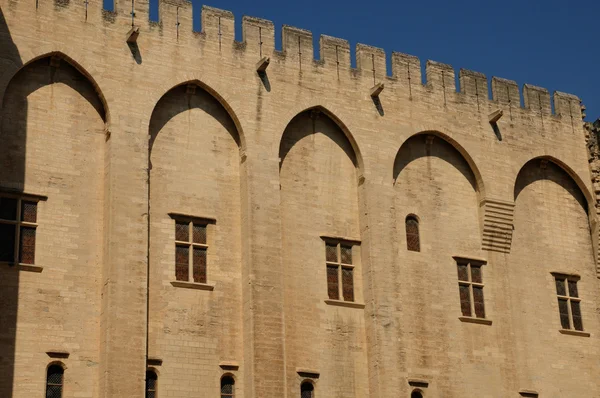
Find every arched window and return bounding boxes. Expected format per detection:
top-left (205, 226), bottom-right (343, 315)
top-left (221, 375), bottom-right (235, 398)
top-left (46, 364), bottom-right (64, 398)
top-left (301, 381), bottom-right (314, 398)
top-left (406, 215), bottom-right (420, 252)
top-left (411, 390), bottom-right (424, 398)
top-left (145, 370), bottom-right (157, 398)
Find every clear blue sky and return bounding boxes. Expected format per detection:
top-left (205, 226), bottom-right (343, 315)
top-left (144, 0), bottom-right (599, 121)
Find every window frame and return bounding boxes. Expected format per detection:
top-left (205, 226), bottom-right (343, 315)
top-left (454, 256), bottom-right (488, 320)
top-left (220, 374), bottom-right (235, 398)
top-left (169, 213), bottom-right (215, 285)
top-left (45, 362), bottom-right (65, 398)
top-left (552, 273), bottom-right (584, 332)
top-left (145, 368), bottom-right (158, 398)
top-left (323, 238), bottom-right (358, 303)
top-left (300, 379), bottom-right (315, 398)
top-left (0, 193), bottom-right (44, 266)
top-left (405, 214), bottom-right (420, 252)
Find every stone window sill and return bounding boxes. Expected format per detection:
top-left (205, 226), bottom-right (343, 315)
top-left (459, 316), bottom-right (492, 325)
top-left (0, 262), bottom-right (43, 272)
top-left (324, 299), bottom-right (365, 309)
top-left (170, 281), bottom-right (215, 291)
top-left (559, 329), bottom-right (590, 337)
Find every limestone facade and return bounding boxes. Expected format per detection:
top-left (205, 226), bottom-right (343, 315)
top-left (0, 1), bottom-right (598, 397)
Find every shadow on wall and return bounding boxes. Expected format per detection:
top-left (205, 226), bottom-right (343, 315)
top-left (278, 109), bottom-right (358, 172)
top-left (0, 8), bottom-right (23, 398)
top-left (148, 84), bottom-right (240, 160)
top-left (514, 159), bottom-right (587, 213)
top-left (392, 133), bottom-right (478, 191)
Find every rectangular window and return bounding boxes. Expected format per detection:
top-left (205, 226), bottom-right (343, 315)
top-left (554, 275), bottom-right (583, 331)
top-left (172, 217), bottom-right (211, 284)
top-left (324, 240), bottom-right (357, 302)
top-left (455, 258), bottom-right (486, 319)
top-left (0, 196), bottom-right (39, 265)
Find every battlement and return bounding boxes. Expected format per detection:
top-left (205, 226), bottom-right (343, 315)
top-left (4, 0), bottom-right (584, 120)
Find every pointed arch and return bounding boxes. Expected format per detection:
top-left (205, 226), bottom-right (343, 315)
top-left (279, 105), bottom-right (364, 175)
top-left (514, 156), bottom-right (593, 213)
top-left (393, 130), bottom-right (485, 198)
top-left (1, 51), bottom-right (109, 123)
top-left (148, 80), bottom-right (245, 155)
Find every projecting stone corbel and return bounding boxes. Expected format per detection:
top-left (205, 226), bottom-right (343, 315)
top-left (126, 26), bottom-right (140, 44)
top-left (256, 57), bottom-right (270, 73)
top-left (370, 82), bottom-right (384, 98)
top-left (489, 109), bottom-right (503, 124)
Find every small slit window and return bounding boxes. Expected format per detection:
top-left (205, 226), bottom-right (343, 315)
top-left (46, 364), bottom-right (64, 398)
top-left (145, 370), bottom-right (157, 398)
top-left (405, 215), bottom-right (420, 252)
top-left (221, 375), bottom-right (235, 398)
top-left (301, 381), bottom-right (314, 398)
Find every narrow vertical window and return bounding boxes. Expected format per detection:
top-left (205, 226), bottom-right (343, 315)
top-left (554, 275), bottom-right (583, 331)
top-left (324, 240), bottom-right (357, 302)
top-left (411, 390), bottom-right (424, 398)
top-left (221, 375), bottom-right (235, 398)
top-left (455, 257), bottom-right (487, 319)
top-left (301, 381), bottom-right (314, 398)
top-left (0, 196), bottom-right (39, 265)
top-left (171, 216), bottom-right (212, 284)
top-left (46, 364), bottom-right (64, 398)
top-left (405, 215), bottom-right (420, 252)
top-left (145, 370), bottom-right (157, 398)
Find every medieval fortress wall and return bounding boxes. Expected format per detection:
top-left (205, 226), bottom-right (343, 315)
top-left (0, 0), bottom-right (598, 397)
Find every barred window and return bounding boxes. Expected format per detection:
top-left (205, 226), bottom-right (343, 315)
top-left (301, 381), bottom-right (314, 398)
top-left (324, 240), bottom-right (357, 302)
top-left (0, 196), bottom-right (39, 265)
top-left (172, 216), bottom-right (211, 284)
top-left (455, 257), bottom-right (487, 319)
top-left (405, 215), bottom-right (420, 252)
top-left (221, 375), bottom-right (235, 398)
top-left (554, 275), bottom-right (584, 331)
top-left (46, 364), bottom-right (64, 398)
top-left (145, 370), bottom-right (157, 398)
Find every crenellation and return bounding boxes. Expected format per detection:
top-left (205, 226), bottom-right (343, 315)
top-left (391, 52), bottom-right (421, 88)
top-left (491, 77), bottom-right (520, 105)
top-left (459, 69), bottom-right (488, 99)
top-left (158, 0), bottom-right (193, 39)
top-left (281, 25), bottom-right (313, 66)
top-left (554, 91), bottom-right (582, 119)
top-left (242, 16), bottom-right (275, 57)
top-left (201, 5), bottom-right (235, 45)
top-left (356, 44), bottom-right (386, 82)
top-left (319, 35), bottom-right (351, 71)
top-left (523, 84), bottom-right (552, 115)
top-left (426, 60), bottom-right (455, 92)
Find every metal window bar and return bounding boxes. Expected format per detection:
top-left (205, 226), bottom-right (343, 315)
top-left (221, 376), bottom-right (235, 398)
top-left (46, 365), bottom-right (64, 398)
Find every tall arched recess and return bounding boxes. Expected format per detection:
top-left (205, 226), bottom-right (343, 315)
top-left (509, 157), bottom-right (598, 391)
top-left (0, 53), bottom-right (107, 398)
top-left (146, 81), bottom-right (243, 398)
top-left (278, 107), bottom-right (369, 398)
top-left (391, 132), bottom-right (484, 377)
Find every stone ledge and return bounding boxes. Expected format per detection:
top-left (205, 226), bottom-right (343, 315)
top-left (324, 299), bottom-right (365, 309)
top-left (559, 329), bottom-right (590, 337)
top-left (459, 316), bottom-right (492, 325)
top-left (170, 281), bottom-right (215, 291)
top-left (0, 262), bottom-right (44, 272)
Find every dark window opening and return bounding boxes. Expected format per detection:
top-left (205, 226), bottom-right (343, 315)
top-left (301, 381), bottom-right (314, 398)
top-left (46, 364), bottom-right (64, 398)
top-left (405, 215), bottom-right (420, 252)
top-left (455, 258), bottom-right (486, 319)
top-left (554, 275), bottom-right (583, 331)
top-left (324, 240), bottom-right (358, 302)
top-left (172, 217), bottom-right (210, 283)
top-left (221, 375), bottom-right (235, 398)
top-left (0, 196), bottom-right (38, 264)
